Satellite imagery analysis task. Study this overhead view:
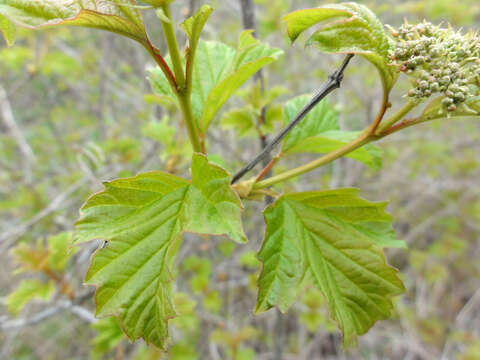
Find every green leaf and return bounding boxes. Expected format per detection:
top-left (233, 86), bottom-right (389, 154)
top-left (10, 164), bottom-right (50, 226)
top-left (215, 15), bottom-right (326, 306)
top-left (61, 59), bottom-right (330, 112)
top-left (0, 12), bottom-right (14, 45)
top-left (6, 279), bottom-right (55, 315)
top-left (148, 31), bottom-right (283, 132)
top-left (47, 232), bottom-right (77, 271)
top-left (221, 107), bottom-right (257, 138)
top-left (282, 95), bottom-right (383, 169)
top-left (282, 2), bottom-right (397, 91)
top-left (256, 188), bottom-right (405, 346)
top-left (200, 31), bottom-right (283, 132)
top-left (74, 154), bottom-right (245, 349)
top-left (0, 0), bottom-right (148, 45)
top-left (282, 95), bottom-right (339, 150)
top-left (91, 318), bottom-right (126, 356)
top-left (181, 4), bottom-right (213, 56)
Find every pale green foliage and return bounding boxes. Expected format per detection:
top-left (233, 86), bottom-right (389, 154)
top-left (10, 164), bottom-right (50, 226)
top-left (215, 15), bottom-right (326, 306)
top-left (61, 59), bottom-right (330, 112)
top-left (299, 288), bottom-right (336, 332)
top-left (148, 31), bottom-right (283, 132)
top-left (48, 232), bottom-right (76, 271)
top-left (170, 292), bottom-right (198, 332)
top-left (6, 279), bottom-right (55, 315)
top-left (282, 95), bottom-right (383, 169)
top-left (141, 116), bottom-right (191, 161)
top-left (91, 317), bottom-right (126, 357)
top-left (74, 154), bottom-right (246, 348)
top-left (0, 0), bottom-right (147, 45)
top-left (282, 2), bottom-right (397, 91)
top-left (11, 232), bottom-right (76, 274)
top-left (212, 326), bottom-right (259, 360)
top-left (0, 12), bottom-right (14, 45)
top-left (220, 84), bottom-right (286, 138)
top-left (256, 189), bottom-right (405, 346)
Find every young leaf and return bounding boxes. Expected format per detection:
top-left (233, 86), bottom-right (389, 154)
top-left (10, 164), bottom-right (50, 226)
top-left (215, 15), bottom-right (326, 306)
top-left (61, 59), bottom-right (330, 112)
top-left (181, 4), bottom-right (213, 57)
top-left (282, 3), bottom-right (397, 92)
top-left (221, 108), bottom-right (257, 138)
top-left (282, 95), bottom-right (383, 169)
top-left (181, 4), bottom-right (213, 93)
top-left (148, 31), bottom-right (283, 132)
top-left (199, 31), bottom-right (283, 132)
top-left (47, 232), bottom-right (77, 271)
top-left (0, 13), bottom-right (14, 45)
top-left (256, 188), bottom-right (405, 346)
top-left (6, 279), bottom-right (55, 315)
top-left (11, 240), bottom-right (50, 274)
top-left (74, 154), bottom-right (246, 349)
top-left (0, 0), bottom-right (148, 45)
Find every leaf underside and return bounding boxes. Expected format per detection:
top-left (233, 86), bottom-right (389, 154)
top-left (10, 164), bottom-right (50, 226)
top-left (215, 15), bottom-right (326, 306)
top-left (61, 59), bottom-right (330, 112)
top-left (74, 154), bottom-right (246, 349)
top-left (282, 2), bottom-right (397, 91)
top-left (256, 188), bottom-right (405, 346)
top-left (0, 0), bottom-right (148, 45)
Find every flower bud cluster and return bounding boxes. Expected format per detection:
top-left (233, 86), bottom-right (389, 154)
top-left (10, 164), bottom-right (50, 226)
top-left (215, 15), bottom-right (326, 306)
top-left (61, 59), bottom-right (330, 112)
top-left (389, 21), bottom-right (480, 112)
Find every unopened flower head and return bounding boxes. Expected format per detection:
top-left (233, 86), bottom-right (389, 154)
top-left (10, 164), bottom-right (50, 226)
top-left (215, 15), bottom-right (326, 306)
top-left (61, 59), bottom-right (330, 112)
top-left (388, 21), bottom-right (480, 112)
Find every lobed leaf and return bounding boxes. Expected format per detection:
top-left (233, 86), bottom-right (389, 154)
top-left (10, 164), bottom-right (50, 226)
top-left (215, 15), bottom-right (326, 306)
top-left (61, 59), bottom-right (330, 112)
top-left (282, 95), bottom-right (383, 169)
top-left (74, 154), bottom-right (246, 349)
top-left (256, 188), bottom-right (405, 346)
top-left (282, 2), bottom-right (397, 91)
top-left (0, 0), bottom-right (148, 45)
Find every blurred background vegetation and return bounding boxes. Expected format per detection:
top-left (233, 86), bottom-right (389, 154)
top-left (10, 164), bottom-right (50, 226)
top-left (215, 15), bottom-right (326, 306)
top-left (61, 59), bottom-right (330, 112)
top-left (1, 0), bottom-right (479, 359)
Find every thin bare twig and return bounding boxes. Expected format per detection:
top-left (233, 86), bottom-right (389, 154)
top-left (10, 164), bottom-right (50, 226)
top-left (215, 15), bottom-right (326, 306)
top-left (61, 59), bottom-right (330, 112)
top-left (0, 84), bottom-right (36, 162)
top-left (231, 54), bottom-right (355, 184)
top-left (0, 300), bottom-right (96, 330)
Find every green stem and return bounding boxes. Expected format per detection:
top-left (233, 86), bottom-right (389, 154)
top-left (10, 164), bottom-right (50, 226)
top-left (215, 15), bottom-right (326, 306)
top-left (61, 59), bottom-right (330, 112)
top-left (178, 91), bottom-right (203, 153)
top-left (254, 132), bottom-right (372, 189)
top-left (375, 100), bottom-right (418, 135)
top-left (253, 98), bottom-right (425, 189)
top-left (159, 4), bottom-right (204, 153)
top-left (159, 5), bottom-right (186, 91)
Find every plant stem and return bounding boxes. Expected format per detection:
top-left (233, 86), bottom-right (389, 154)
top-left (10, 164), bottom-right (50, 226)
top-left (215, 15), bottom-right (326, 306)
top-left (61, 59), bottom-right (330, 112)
top-left (144, 40), bottom-right (177, 90)
top-left (159, 5), bottom-right (186, 91)
top-left (254, 131), bottom-right (372, 189)
top-left (253, 98), bottom-right (423, 189)
top-left (178, 93), bottom-right (204, 153)
top-left (375, 100), bottom-right (418, 135)
top-left (158, 4), bottom-right (204, 153)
